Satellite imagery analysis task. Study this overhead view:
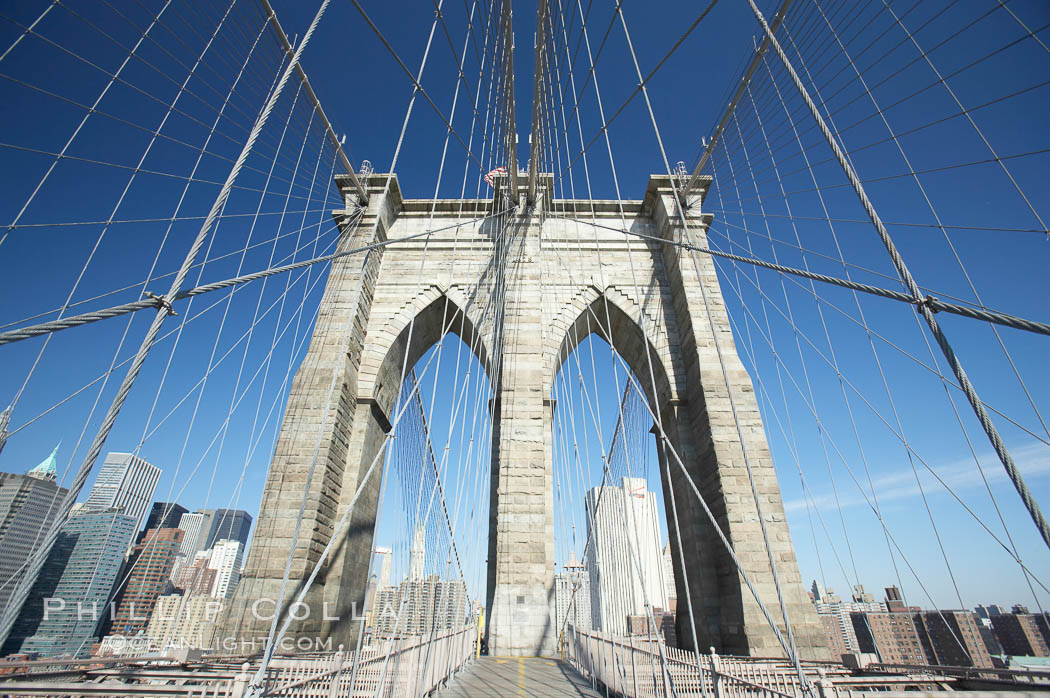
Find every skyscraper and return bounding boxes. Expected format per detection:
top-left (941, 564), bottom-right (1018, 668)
top-left (585, 477), bottom-right (668, 635)
top-left (84, 453), bottom-right (160, 533)
top-left (177, 512), bottom-right (205, 556)
top-left (0, 445), bottom-right (69, 615)
top-left (199, 509), bottom-right (252, 551)
top-left (410, 526), bottom-right (425, 581)
top-left (170, 512), bottom-right (206, 583)
top-left (140, 502), bottom-right (187, 538)
top-left (207, 539), bottom-right (243, 599)
top-left (108, 527), bottom-right (184, 637)
top-left (5, 509), bottom-right (137, 657)
top-left (373, 546), bottom-right (392, 587)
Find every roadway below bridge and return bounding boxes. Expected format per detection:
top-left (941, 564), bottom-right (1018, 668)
top-left (437, 656), bottom-right (602, 697)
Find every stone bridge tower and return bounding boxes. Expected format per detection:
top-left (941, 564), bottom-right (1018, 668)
top-left (219, 171), bottom-right (829, 661)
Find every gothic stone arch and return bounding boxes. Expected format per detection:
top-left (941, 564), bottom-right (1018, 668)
top-left (221, 173), bottom-right (829, 661)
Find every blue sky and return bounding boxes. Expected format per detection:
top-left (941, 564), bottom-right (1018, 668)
top-left (0, 0), bottom-right (1047, 618)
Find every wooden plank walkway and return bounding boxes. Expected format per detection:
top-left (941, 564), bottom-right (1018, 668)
top-left (437, 657), bottom-right (603, 697)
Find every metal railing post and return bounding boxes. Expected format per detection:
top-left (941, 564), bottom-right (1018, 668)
top-left (710, 648), bottom-right (723, 698)
top-left (230, 662), bottom-right (251, 698)
top-left (326, 645), bottom-right (345, 698)
top-left (629, 634), bottom-right (639, 697)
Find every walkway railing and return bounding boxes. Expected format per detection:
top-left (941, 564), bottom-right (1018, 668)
top-left (262, 623), bottom-right (476, 697)
top-left (562, 627), bottom-right (982, 698)
top-left (864, 661), bottom-right (1050, 688)
top-left (0, 624), bottom-right (477, 697)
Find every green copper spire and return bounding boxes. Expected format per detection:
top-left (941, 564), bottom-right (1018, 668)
top-left (28, 442), bottom-right (59, 481)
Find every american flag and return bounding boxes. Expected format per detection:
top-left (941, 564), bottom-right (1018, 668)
top-left (483, 166), bottom-right (507, 187)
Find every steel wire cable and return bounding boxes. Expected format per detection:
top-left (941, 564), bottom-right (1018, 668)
top-left (706, 237), bottom-right (1050, 593)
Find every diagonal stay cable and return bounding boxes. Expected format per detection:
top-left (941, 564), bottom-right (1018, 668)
top-left (745, 0), bottom-right (1050, 551)
top-left (0, 213), bottom-right (502, 346)
top-left (709, 227), bottom-right (1050, 451)
top-left (709, 246), bottom-right (1050, 594)
top-left (547, 213), bottom-right (1050, 337)
top-left (0, 0), bottom-right (337, 649)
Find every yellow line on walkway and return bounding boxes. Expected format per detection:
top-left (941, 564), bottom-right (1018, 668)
top-left (517, 657), bottom-right (525, 697)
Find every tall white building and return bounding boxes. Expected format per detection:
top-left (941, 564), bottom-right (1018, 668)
top-left (170, 512), bottom-right (205, 582)
top-left (177, 513), bottom-right (205, 557)
top-left (409, 526), bottom-right (425, 581)
top-left (585, 477), bottom-right (668, 635)
top-left (373, 546), bottom-right (392, 587)
top-left (84, 452), bottom-right (160, 533)
top-left (207, 539), bottom-right (243, 599)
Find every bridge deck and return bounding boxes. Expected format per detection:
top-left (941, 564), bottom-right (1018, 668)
top-left (437, 656), bottom-right (602, 697)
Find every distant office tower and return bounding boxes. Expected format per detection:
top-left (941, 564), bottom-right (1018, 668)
top-left (555, 554), bottom-right (592, 635)
top-left (372, 576), bottom-right (468, 637)
top-left (992, 613), bottom-right (1050, 657)
top-left (365, 547), bottom-right (394, 627)
top-left (373, 546), bottom-right (392, 587)
top-left (146, 593), bottom-right (219, 650)
top-left (140, 502), bottom-right (187, 539)
top-left (0, 445), bottom-right (69, 615)
top-left (662, 544), bottom-right (676, 603)
top-left (177, 513), bottom-right (206, 557)
top-left (5, 510), bottom-right (136, 657)
top-left (1012, 604), bottom-right (1031, 615)
top-left (850, 612), bottom-right (926, 664)
top-left (108, 528), bottom-right (184, 637)
top-left (170, 512), bottom-right (206, 583)
top-left (409, 526), bottom-right (425, 581)
top-left (913, 611), bottom-right (993, 668)
top-left (207, 539), bottom-right (243, 599)
top-left (84, 453), bottom-right (160, 533)
top-left (199, 509), bottom-right (252, 551)
top-left (585, 478), bottom-right (668, 635)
